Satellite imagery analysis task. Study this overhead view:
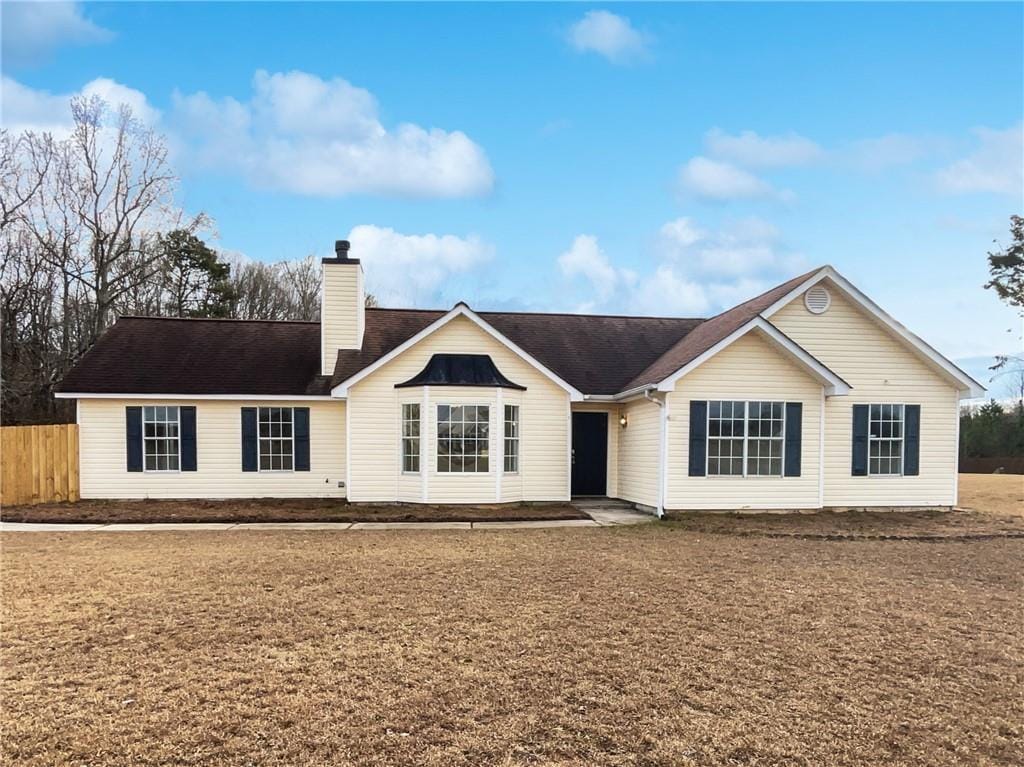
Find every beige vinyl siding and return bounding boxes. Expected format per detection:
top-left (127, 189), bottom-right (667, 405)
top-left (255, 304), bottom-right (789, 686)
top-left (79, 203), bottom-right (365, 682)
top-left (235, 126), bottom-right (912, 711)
top-left (616, 397), bottom-right (660, 508)
top-left (571, 403), bottom-right (620, 498)
top-left (321, 262), bottom-right (364, 374)
top-left (77, 399), bottom-right (346, 499)
top-left (666, 331), bottom-right (823, 510)
top-left (772, 280), bottom-right (958, 506)
top-left (346, 315), bottom-right (570, 503)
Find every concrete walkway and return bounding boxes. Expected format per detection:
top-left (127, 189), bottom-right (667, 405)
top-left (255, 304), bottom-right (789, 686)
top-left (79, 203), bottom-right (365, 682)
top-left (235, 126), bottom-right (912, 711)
top-left (571, 497), bottom-right (655, 526)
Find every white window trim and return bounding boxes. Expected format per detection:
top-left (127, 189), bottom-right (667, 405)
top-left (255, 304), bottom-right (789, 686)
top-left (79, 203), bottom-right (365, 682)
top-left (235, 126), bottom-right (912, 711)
top-left (142, 404), bottom-right (182, 474)
top-left (435, 402), bottom-right (492, 475)
top-left (704, 400), bottom-right (787, 479)
top-left (400, 402), bottom-right (421, 475)
top-left (503, 403), bottom-right (520, 475)
top-left (867, 403), bottom-right (906, 478)
top-left (257, 406), bottom-right (295, 473)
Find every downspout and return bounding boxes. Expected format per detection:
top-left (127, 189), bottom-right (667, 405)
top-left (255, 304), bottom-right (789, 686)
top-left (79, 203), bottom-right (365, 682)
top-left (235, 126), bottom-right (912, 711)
top-left (644, 388), bottom-right (667, 518)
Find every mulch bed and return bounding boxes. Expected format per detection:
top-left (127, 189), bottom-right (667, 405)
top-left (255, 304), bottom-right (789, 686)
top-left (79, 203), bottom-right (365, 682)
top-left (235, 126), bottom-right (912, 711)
top-left (0, 498), bottom-right (589, 524)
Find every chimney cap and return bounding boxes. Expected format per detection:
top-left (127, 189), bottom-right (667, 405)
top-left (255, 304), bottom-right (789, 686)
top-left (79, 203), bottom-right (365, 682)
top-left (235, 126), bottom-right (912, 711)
top-left (323, 238), bottom-right (359, 265)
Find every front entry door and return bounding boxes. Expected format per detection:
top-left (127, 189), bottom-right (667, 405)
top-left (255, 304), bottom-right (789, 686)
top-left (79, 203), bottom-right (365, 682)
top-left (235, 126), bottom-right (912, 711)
top-left (571, 412), bottom-right (608, 496)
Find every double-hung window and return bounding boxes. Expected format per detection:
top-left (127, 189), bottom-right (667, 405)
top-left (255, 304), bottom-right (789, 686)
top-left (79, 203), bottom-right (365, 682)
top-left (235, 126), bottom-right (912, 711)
top-left (707, 400), bottom-right (784, 477)
top-left (402, 403), bottom-right (421, 473)
top-left (143, 405), bottom-right (180, 471)
top-left (868, 404), bottom-right (904, 476)
top-left (437, 405), bottom-right (489, 473)
top-left (503, 405), bottom-right (519, 473)
top-left (258, 407), bottom-right (293, 471)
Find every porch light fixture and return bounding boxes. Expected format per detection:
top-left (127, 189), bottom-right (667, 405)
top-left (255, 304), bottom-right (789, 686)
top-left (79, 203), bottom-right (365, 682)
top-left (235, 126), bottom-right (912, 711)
top-left (619, 413), bottom-right (628, 428)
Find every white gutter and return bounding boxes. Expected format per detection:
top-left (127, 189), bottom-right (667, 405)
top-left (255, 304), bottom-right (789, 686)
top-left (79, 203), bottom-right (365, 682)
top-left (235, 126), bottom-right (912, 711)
top-left (644, 388), bottom-right (667, 518)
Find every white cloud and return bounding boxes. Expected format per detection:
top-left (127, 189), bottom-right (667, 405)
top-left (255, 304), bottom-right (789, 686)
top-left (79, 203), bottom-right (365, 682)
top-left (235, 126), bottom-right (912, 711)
top-left (566, 11), bottom-right (649, 63)
top-left (629, 266), bottom-right (711, 316)
top-left (704, 129), bottom-right (823, 168)
top-left (678, 156), bottom-right (789, 202)
top-left (934, 124), bottom-right (1024, 197)
top-left (657, 215), bottom-right (800, 279)
top-left (555, 218), bottom-right (802, 318)
top-left (1, 1), bottom-right (112, 67)
top-left (557, 234), bottom-right (637, 301)
top-left (1, 75), bottom-right (158, 136)
top-left (171, 70), bottom-right (494, 198)
top-left (348, 225), bottom-right (493, 307)
top-left (658, 217), bottom-right (705, 250)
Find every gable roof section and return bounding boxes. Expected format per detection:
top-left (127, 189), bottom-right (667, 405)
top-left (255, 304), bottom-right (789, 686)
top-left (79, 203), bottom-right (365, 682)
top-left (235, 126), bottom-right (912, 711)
top-left (623, 268), bottom-right (822, 392)
top-left (760, 266), bottom-right (985, 398)
top-left (330, 307), bottom-right (701, 396)
top-left (55, 316), bottom-right (332, 397)
top-left (656, 317), bottom-right (851, 396)
top-left (331, 304), bottom-right (586, 400)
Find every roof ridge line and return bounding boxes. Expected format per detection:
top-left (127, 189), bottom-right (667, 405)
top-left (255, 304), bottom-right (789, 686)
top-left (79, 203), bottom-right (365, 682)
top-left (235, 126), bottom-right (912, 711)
top-left (369, 306), bottom-right (706, 321)
top-left (117, 315), bottom-right (320, 325)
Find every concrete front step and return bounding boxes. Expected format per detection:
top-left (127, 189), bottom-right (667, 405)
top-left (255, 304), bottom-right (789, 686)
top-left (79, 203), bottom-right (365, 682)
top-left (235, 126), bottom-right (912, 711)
top-left (571, 497), bottom-right (656, 526)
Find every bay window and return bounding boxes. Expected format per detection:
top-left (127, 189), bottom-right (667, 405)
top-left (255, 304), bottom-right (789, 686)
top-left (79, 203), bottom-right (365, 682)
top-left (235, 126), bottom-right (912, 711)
top-left (437, 405), bottom-right (490, 473)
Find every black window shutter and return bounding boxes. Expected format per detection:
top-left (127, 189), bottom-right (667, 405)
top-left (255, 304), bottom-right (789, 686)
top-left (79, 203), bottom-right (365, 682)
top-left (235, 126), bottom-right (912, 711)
top-left (851, 404), bottom-right (869, 476)
top-left (126, 406), bottom-right (143, 472)
top-left (180, 406), bottom-right (197, 471)
top-left (688, 400), bottom-right (708, 477)
top-left (241, 407), bottom-right (258, 472)
top-left (904, 405), bottom-right (920, 476)
top-left (784, 402), bottom-right (802, 477)
top-left (294, 407), bottom-right (311, 471)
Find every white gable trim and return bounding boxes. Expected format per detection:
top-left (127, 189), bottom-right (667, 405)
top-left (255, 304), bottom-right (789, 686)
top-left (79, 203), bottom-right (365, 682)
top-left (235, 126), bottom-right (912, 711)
top-left (330, 303), bottom-right (585, 401)
top-left (762, 266), bottom-right (985, 398)
top-left (654, 316), bottom-right (852, 396)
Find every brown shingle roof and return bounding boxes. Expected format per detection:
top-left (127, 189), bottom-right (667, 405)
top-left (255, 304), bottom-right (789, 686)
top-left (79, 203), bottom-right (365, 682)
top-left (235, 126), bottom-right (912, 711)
top-left (57, 268), bottom-right (825, 398)
top-left (623, 268), bottom-right (820, 390)
top-left (330, 309), bottom-right (703, 395)
top-left (56, 317), bottom-right (332, 396)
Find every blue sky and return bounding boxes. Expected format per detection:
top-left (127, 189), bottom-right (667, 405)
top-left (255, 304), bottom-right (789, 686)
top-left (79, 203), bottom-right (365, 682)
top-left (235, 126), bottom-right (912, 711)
top-left (3, 2), bottom-right (1022, 389)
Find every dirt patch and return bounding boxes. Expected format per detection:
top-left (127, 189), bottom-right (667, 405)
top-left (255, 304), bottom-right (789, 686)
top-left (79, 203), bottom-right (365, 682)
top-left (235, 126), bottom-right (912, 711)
top-left (663, 473), bottom-right (1024, 539)
top-left (2, 528), bottom-right (1021, 766)
top-left (0, 498), bottom-right (588, 524)
top-left (664, 508), bottom-right (1024, 539)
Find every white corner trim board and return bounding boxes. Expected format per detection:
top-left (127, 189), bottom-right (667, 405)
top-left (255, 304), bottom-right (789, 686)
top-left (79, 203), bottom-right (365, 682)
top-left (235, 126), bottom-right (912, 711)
top-left (330, 302), bottom-right (585, 401)
top-left (655, 317), bottom-right (852, 397)
top-left (761, 266), bottom-right (985, 399)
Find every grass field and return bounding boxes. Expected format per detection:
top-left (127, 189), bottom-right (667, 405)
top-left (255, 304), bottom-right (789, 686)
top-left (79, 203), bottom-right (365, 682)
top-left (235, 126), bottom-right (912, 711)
top-left (3, 482), bottom-right (1022, 767)
top-left (958, 472), bottom-right (1024, 518)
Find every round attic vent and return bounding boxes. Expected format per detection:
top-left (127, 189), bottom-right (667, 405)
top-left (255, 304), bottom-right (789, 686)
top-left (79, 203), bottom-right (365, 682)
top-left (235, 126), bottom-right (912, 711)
top-left (804, 285), bottom-right (831, 314)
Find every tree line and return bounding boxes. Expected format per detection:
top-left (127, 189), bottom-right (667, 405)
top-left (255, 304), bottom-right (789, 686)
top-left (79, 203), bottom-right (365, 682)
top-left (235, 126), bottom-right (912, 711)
top-left (1, 96), bottom-right (356, 425)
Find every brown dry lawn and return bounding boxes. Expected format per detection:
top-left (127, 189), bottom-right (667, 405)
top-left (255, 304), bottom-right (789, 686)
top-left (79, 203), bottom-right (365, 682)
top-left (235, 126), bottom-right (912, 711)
top-left (0, 498), bottom-right (588, 524)
top-left (959, 472), bottom-right (1024, 518)
top-left (3, 514), bottom-right (1022, 765)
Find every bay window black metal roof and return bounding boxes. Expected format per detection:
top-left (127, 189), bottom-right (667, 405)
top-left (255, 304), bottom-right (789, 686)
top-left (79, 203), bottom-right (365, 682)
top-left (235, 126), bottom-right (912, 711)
top-left (395, 354), bottom-right (526, 390)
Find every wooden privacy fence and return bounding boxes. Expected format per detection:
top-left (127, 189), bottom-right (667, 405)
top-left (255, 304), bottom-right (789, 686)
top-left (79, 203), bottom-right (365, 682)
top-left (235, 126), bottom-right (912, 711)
top-left (1, 424), bottom-right (79, 506)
